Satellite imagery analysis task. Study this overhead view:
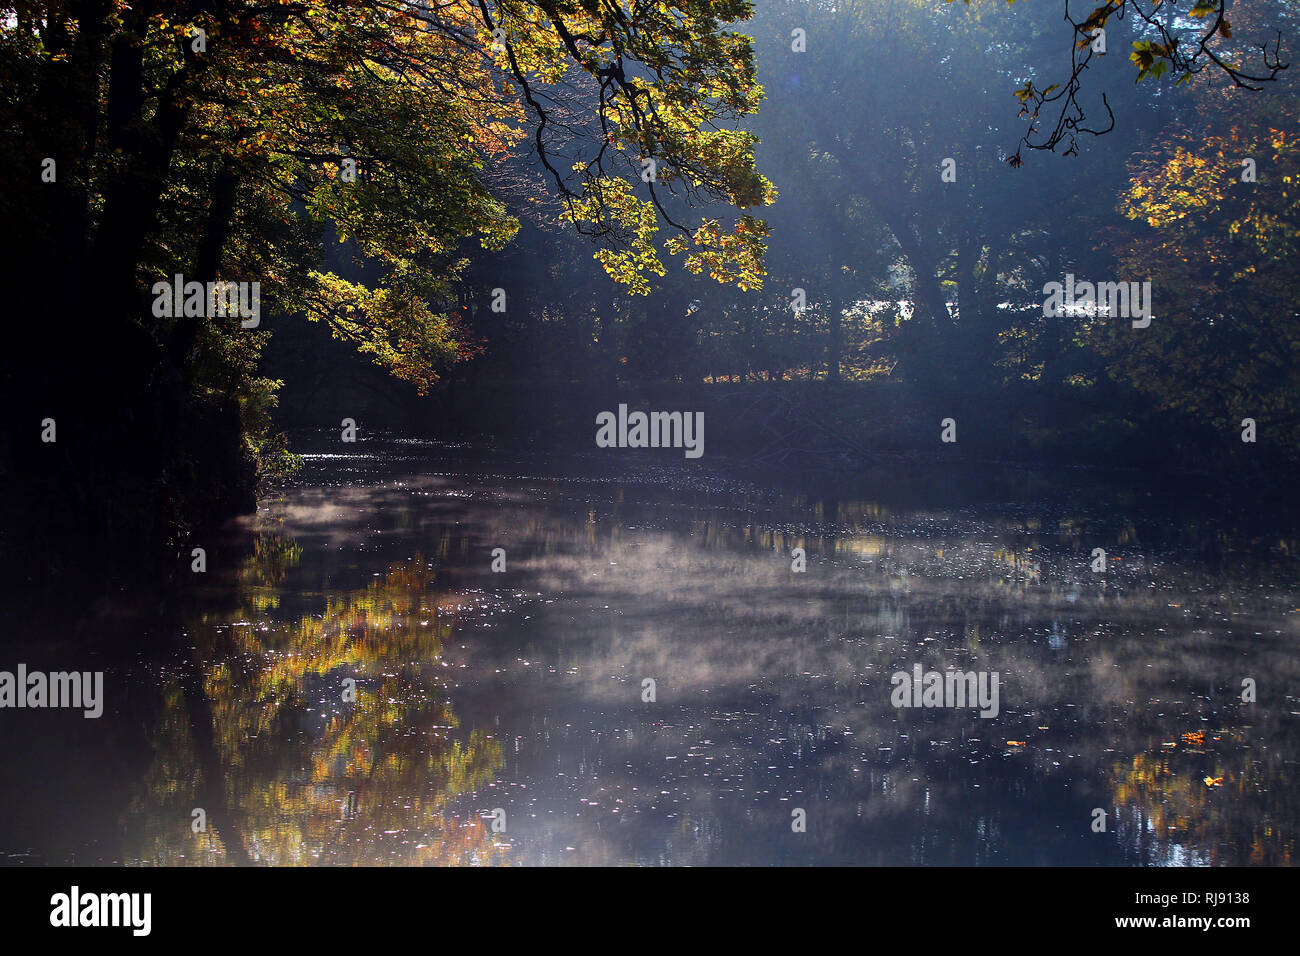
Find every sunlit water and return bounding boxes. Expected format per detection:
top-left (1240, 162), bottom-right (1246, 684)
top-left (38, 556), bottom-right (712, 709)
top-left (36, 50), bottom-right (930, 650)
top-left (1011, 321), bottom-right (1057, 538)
top-left (3, 434), bottom-right (1298, 865)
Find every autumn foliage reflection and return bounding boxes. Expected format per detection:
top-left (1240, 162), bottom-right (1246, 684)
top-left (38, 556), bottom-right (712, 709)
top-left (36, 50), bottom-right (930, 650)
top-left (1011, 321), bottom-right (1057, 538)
top-left (126, 542), bottom-right (504, 865)
top-left (1109, 731), bottom-right (1296, 866)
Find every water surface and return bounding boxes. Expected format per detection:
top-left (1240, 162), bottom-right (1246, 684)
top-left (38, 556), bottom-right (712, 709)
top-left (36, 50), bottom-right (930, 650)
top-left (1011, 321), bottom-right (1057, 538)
top-left (3, 435), bottom-right (1297, 866)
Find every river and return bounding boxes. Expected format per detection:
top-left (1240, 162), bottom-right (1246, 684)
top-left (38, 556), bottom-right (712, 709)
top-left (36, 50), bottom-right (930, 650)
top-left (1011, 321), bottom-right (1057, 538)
top-left (2, 433), bottom-right (1297, 865)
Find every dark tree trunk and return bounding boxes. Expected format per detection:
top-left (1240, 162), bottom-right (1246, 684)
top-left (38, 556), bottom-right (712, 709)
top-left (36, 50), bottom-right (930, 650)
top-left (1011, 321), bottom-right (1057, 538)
top-left (168, 166), bottom-right (242, 375)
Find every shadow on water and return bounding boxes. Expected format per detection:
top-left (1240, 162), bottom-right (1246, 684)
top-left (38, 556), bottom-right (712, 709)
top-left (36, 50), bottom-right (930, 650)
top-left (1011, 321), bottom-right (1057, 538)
top-left (2, 433), bottom-right (1297, 865)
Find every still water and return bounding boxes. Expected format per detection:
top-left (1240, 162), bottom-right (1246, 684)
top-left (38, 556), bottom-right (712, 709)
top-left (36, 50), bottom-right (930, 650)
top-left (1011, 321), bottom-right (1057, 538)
top-left (3, 434), bottom-right (1298, 865)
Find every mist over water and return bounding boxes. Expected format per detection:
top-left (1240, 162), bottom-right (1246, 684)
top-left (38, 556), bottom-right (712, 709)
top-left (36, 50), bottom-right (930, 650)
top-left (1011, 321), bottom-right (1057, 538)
top-left (3, 434), bottom-right (1295, 866)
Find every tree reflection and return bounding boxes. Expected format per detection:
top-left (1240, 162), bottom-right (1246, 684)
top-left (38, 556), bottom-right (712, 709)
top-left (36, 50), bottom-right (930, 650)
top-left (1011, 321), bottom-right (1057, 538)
top-left (125, 545), bottom-right (504, 865)
top-left (1109, 734), bottom-right (1296, 866)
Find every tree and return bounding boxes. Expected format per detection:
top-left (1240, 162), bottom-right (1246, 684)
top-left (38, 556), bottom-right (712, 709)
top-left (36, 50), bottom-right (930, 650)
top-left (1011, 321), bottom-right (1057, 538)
top-left (989, 0), bottom-right (1291, 163)
top-left (1102, 81), bottom-right (1300, 451)
top-left (0, 0), bottom-right (774, 567)
top-left (735, 0), bottom-right (1136, 385)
